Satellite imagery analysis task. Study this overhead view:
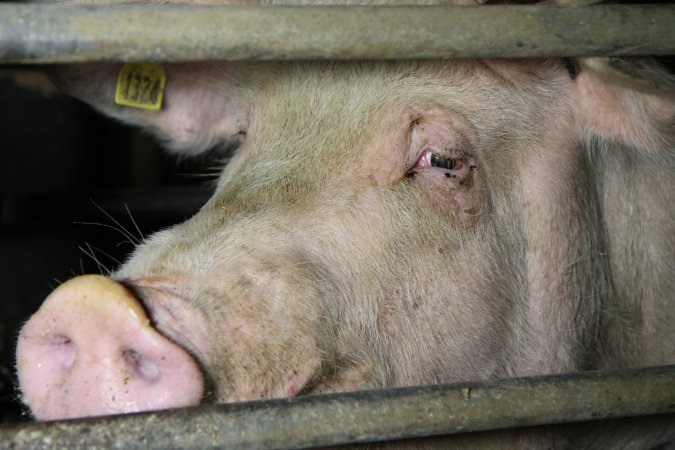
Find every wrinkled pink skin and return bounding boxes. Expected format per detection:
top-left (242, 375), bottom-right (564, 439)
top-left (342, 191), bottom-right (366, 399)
top-left (14, 5), bottom-right (675, 448)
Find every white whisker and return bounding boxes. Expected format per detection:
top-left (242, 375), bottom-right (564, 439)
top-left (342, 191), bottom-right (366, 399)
top-left (89, 199), bottom-right (142, 246)
top-left (88, 244), bottom-right (123, 267)
top-left (73, 222), bottom-right (137, 247)
top-left (124, 203), bottom-right (145, 243)
top-left (79, 243), bottom-right (110, 276)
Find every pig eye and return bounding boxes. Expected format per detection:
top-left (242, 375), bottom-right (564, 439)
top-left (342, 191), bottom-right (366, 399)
top-left (414, 150), bottom-right (468, 172)
top-left (429, 153), bottom-right (461, 170)
top-left (406, 150), bottom-right (477, 180)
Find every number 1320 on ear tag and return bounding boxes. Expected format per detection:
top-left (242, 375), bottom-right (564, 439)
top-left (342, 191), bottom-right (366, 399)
top-left (115, 63), bottom-right (166, 111)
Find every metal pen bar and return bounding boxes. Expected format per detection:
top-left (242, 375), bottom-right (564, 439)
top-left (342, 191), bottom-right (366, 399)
top-left (2, 365), bottom-right (675, 449)
top-left (0, 4), bottom-right (674, 64)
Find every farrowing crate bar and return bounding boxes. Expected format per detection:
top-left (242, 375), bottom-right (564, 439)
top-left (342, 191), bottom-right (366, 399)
top-left (2, 366), bottom-right (675, 449)
top-left (0, 4), bottom-right (674, 63)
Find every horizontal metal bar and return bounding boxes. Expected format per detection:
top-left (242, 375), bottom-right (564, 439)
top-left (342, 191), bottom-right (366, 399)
top-left (2, 365), bottom-right (675, 449)
top-left (0, 4), bottom-right (674, 64)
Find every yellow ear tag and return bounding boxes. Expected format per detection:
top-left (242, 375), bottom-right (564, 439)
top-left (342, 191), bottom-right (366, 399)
top-left (114, 63), bottom-right (166, 111)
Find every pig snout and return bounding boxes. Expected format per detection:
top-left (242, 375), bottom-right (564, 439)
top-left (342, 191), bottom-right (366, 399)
top-left (16, 275), bottom-right (204, 420)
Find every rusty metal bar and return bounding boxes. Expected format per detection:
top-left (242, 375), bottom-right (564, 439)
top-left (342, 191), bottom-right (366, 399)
top-left (0, 4), bottom-right (674, 64)
top-left (2, 365), bottom-right (675, 449)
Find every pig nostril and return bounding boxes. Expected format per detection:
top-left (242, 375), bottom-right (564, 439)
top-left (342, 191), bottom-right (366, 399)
top-left (122, 349), bottom-right (161, 383)
top-left (48, 335), bottom-right (76, 370)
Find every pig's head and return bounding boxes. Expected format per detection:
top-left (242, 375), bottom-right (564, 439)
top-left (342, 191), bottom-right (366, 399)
top-left (14, 6), bottom-right (675, 441)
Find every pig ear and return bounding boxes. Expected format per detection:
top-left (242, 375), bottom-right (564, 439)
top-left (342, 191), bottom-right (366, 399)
top-left (572, 57), bottom-right (675, 166)
top-left (49, 62), bottom-right (251, 155)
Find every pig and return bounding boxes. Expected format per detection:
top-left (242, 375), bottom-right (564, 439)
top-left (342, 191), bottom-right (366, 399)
top-left (14, 0), bottom-right (675, 448)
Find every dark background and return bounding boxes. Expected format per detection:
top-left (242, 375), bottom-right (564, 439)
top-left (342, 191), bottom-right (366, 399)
top-left (0, 67), bottom-right (217, 422)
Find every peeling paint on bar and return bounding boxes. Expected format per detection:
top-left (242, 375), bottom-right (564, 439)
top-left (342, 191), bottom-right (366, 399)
top-left (1, 365), bottom-right (675, 449)
top-left (0, 4), bottom-right (674, 63)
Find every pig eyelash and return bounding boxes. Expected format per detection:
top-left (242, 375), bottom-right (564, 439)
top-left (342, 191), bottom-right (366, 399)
top-left (406, 151), bottom-right (477, 179)
top-left (414, 150), bottom-right (471, 171)
top-left (428, 153), bottom-right (461, 170)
